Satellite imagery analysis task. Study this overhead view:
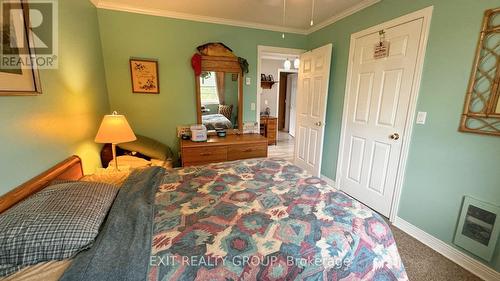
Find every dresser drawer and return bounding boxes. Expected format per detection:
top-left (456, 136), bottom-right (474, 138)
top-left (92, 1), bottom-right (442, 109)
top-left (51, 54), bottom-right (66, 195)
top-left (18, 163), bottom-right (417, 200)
top-left (228, 143), bottom-right (267, 160)
top-left (183, 146), bottom-right (227, 165)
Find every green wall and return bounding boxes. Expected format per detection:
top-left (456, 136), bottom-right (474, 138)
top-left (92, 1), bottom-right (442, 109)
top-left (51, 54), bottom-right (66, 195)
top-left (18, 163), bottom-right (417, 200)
top-left (309, 0), bottom-right (500, 271)
top-left (3, 0), bottom-right (491, 272)
top-left (0, 0), bottom-right (109, 195)
top-left (96, 9), bottom-right (308, 160)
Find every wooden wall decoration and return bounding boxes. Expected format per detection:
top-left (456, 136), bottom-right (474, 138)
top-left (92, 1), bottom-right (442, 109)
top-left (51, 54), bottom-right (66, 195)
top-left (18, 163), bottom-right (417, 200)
top-left (459, 8), bottom-right (500, 136)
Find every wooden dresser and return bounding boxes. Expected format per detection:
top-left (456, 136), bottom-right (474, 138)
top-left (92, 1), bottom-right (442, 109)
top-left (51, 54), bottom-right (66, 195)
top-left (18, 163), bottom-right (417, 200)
top-left (180, 134), bottom-right (268, 167)
top-left (260, 116), bottom-right (277, 145)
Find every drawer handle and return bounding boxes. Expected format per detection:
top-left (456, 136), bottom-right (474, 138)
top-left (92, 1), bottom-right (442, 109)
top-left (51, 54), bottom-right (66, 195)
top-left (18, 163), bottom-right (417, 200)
top-left (243, 148), bottom-right (254, 152)
top-left (200, 152), bottom-right (212, 156)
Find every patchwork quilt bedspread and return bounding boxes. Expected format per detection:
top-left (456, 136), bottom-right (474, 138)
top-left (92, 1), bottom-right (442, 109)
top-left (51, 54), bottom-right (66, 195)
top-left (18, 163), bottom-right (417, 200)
top-left (149, 159), bottom-right (408, 281)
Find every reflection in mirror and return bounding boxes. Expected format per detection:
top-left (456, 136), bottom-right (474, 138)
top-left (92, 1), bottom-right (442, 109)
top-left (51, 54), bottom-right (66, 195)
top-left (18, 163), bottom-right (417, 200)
top-left (199, 71), bottom-right (239, 130)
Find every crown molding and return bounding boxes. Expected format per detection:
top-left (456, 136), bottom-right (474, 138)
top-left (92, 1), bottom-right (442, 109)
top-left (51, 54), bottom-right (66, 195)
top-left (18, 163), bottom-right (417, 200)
top-left (91, 0), bottom-right (380, 35)
top-left (306, 0), bottom-right (381, 33)
top-left (92, 0), bottom-right (307, 35)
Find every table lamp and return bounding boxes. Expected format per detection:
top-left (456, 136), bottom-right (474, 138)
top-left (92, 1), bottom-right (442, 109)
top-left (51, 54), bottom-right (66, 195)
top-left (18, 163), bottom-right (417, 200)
top-left (95, 111), bottom-right (136, 170)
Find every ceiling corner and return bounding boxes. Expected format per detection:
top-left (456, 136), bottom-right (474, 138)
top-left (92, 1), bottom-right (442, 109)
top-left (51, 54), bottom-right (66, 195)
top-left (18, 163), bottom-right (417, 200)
top-left (306, 0), bottom-right (381, 34)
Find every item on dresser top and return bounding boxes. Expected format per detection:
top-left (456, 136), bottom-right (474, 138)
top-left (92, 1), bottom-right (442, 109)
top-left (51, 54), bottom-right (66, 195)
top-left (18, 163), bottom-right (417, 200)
top-left (190, 124), bottom-right (207, 142)
top-left (0, 180), bottom-right (119, 277)
top-left (215, 128), bottom-right (226, 137)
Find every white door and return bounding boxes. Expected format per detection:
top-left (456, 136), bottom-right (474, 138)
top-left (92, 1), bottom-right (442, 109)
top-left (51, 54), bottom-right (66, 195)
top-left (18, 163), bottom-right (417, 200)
top-left (288, 73), bottom-right (298, 137)
top-left (294, 44), bottom-right (332, 176)
top-left (338, 18), bottom-right (424, 217)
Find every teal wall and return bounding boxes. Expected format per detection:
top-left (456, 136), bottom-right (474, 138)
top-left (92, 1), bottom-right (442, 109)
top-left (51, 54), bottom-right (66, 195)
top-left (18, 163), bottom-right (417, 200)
top-left (96, 9), bottom-right (308, 159)
top-left (0, 0), bottom-right (109, 195)
top-left (1, 0), bottom-right (496, 273)
top-left (309, 0), bottom-right (500, 271)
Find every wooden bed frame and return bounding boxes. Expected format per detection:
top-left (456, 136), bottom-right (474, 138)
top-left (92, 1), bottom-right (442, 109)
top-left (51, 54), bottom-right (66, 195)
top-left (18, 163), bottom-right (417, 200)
top-left (0, 156), bottom-right (83, 214)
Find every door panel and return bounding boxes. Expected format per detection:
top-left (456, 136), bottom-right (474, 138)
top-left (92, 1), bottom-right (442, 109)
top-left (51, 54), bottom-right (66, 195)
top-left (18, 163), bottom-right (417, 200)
top-left (347, 136), bottom-right (365, 183)
top-left (300, 78), bottom-right (311, 116)
top-left (338, 19), bottom-right (424, 217)
top-left (377, 69), bottom-right (403, 126)
top-left (311, 77), bottom-right (322, 118)
top-left (367, 141), bottom-right (391, 194)
top-left (354, 72), bottom-right (375, 123)
top-left (294, 44), bottom-right (332, 176)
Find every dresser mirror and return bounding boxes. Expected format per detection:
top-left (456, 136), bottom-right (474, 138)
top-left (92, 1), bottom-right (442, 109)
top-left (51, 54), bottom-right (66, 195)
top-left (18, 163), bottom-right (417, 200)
top-left (199, 71), bottom-right (240, 130)
top-left (460, 8), bottom-right (500, 136)
top-left (194, 56), bottom-right (243, 132)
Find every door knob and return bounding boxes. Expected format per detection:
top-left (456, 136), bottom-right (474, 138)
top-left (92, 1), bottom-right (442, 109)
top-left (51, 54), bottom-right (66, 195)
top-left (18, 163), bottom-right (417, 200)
top-left (389, 133), bottom-right (400, 140)
top-left (315, 121), bottom-right (322, 126)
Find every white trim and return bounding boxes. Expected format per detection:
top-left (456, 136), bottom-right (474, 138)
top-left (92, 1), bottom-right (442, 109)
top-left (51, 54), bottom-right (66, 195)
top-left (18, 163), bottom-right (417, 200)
top-left (256, 46), bottom-right (305, 127)
top-left (335, 6), bottom-right (434, 221)
top-left (393, 217), bottom-right (500, 281)
top-left (307, 0), bottom-right (381, 33)
top-left (91, 0), bottom-right (380, 35)
top-left (93, 0), bottom-right (306, 35)
top-left (320, 175), bottom-right (336, 187)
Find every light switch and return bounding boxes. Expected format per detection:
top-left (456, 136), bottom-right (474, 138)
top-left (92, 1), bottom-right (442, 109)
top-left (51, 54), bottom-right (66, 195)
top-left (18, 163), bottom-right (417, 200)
top-left (246, 77), bottom-right (251, 85)
top-left (416, 111), bottom-right (427, 124)
top-left (251, 103), bottom-right (256, 111)
top-left (264, 100), bottom-right (268, 105)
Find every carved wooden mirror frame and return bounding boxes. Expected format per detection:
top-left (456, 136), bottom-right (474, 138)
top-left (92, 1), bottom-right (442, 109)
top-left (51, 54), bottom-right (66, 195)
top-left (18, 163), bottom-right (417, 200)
top-left (194, 55), bottom-right (244, 132)
top-left (460, 8), bottom-right (500, 136)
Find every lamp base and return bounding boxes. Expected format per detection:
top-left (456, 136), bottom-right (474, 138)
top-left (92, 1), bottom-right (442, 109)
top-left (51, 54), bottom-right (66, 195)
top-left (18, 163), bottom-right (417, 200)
top-left (111, 143), bottom-right (120, 171)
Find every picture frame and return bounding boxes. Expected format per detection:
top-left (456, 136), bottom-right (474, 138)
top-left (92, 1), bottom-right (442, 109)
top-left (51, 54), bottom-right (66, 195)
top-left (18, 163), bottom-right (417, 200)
top-left (0, 0), bottom-right (42, 96)
top-left (454, 196), bottom-right (500, 261)
top-left (129, 58), bottom-right (159, 94)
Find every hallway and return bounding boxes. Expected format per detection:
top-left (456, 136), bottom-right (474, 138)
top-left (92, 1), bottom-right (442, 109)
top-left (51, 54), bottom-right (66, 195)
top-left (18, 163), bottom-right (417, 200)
top-left (268, 131), bottom-right (294, 162)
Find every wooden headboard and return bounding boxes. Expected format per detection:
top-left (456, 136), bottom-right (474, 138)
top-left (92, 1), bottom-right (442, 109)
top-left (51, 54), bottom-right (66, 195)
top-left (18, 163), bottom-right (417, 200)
top-left (0, 155), bottom-right (83, 214)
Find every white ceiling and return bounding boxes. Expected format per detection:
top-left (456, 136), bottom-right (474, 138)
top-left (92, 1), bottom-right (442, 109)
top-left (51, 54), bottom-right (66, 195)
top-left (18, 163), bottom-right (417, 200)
top-left (92, 0), bottom-right (380, 34)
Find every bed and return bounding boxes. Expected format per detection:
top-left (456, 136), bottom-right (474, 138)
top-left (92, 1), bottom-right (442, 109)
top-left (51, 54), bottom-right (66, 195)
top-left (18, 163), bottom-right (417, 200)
top-left (0, 156), bottom-right (408, 281)
top-left (202, 113), bottom-right (233, 130)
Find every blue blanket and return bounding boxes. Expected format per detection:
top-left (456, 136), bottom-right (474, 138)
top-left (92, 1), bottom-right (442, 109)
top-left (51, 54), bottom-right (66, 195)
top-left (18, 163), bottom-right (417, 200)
top-left (60, 167), bottom-right (164, 281)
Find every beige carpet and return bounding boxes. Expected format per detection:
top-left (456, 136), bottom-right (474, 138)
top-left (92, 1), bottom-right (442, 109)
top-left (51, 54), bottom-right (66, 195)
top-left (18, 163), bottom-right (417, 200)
top-left (390, 224), bottom-right (481, 281)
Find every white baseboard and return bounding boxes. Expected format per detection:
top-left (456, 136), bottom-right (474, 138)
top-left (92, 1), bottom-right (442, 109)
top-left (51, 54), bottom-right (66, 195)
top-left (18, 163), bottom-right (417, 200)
top-left (393, 217), bottom-right (500, 281)
top-left (320, 175), bottom-right (336, 187)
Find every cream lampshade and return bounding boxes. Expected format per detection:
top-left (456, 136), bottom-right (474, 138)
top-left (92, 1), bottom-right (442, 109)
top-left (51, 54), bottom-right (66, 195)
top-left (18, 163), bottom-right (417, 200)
top-left (95, 111), bottom-right (136, 169)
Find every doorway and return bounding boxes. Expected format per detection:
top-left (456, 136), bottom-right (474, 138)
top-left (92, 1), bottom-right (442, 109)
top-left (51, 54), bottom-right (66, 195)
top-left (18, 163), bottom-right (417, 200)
top-left (336, 7), bottom-right (433, 219)
top-left (257, 46), bottom-right (304, 162)
top-left (278, 71), bottom-right (298, 135)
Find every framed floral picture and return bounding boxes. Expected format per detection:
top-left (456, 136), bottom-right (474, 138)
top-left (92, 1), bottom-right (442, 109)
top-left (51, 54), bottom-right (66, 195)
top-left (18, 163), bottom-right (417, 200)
top-left (129, 58), bottom-right (159, 94)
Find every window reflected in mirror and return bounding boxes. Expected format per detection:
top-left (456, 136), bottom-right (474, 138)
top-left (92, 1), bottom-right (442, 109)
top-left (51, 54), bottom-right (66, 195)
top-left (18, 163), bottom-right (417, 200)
top-left (199, 71), bottom-right (239, 130)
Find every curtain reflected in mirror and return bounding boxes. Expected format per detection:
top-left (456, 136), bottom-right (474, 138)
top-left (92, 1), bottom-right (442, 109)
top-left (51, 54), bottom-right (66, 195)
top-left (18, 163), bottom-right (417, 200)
top-left (199, 71), bottom-right (239, 130)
